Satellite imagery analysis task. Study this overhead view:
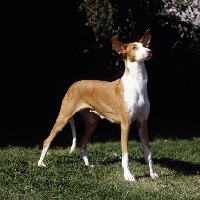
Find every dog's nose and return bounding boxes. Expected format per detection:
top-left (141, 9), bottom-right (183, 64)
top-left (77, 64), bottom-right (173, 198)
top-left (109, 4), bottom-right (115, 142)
top-left (146, 49), bottom-right (152, 54)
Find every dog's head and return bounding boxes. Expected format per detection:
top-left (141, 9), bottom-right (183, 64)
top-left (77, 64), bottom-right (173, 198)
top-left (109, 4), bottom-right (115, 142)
top-left (111, 29), bottom-right (152, 62)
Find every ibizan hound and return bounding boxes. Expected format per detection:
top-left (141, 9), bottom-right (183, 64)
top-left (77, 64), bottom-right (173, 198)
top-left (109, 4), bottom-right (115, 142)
top-left (38, 29), bottom-right (158, 181)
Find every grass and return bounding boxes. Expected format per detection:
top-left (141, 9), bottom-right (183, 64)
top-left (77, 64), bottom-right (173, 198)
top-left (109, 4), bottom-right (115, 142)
top-left (0, 138), bottom-right (200, 199)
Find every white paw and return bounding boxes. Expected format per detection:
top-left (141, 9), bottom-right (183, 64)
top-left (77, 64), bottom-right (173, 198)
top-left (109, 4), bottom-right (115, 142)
top-left (124, 171), bottom-right (136, 181)
top-left (150, 172), bottom-right (158, 179)
top-left (38, 161), bottom-right (46, 167)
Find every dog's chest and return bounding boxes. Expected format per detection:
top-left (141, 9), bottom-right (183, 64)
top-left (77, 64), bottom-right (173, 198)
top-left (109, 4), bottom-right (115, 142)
top-left (122, 76), bottom-right (149, 119)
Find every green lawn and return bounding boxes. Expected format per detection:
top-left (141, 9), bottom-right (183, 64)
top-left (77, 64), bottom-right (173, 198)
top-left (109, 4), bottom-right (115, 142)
top-left (0, 139), bottom-right (199, 199)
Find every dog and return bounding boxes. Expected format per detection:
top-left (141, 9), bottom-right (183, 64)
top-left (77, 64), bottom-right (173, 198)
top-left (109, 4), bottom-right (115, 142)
top-left (38, 29), bottom-right (158, 181)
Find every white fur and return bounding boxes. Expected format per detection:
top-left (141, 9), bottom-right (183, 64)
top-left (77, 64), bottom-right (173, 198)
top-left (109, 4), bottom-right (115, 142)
top-left (122, 153), bottom-right (135, 181)
top-left (122, 60), bottom-right (149, 122)
top-left (139, 129), bottom-right (158, 179)
top-left (69, 118), bottom-right (76, 154)
top-left (81, 149), bottom-right (89, 166)
top-left (143, 144), bottom-right (158, 178)
top-left (135, 43), bottom-right (150, 61)
top-left (121, 56), bottom-right (149, 181)
top-left (38, 146), bottom-right (49, 166)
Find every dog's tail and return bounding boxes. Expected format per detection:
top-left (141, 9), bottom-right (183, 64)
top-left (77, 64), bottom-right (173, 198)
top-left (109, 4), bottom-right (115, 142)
top-left (69, 118), bottom-right (76, 154)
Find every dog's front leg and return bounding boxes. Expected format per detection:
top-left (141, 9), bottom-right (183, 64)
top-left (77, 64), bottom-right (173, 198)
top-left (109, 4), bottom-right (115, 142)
top-left (136, 120), bottom-right (158, 178)
top-left (121, 122), bottom-right (135, 181)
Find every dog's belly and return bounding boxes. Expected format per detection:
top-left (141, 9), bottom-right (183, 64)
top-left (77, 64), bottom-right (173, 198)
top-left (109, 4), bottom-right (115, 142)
top-left (91, 109), bottom-right (121, 124)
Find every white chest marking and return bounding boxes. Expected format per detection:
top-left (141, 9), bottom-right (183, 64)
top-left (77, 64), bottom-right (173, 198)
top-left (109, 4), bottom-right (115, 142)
top-left (122, 61), bottom-right (149, 120)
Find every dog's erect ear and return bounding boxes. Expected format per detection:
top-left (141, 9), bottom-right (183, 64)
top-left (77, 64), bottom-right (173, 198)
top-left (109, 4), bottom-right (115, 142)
top-left (111, 38), bottom-right (127, 54)
top-left (138, 29), bottom-right (151, 47)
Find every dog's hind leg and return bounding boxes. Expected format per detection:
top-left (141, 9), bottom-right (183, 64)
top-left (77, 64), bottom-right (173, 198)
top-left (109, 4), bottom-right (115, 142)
top-left (38, 94), bottom-right (78, 166)
top-left (79, 109), bottom-right (99, 166)
top-left (38, 113), bottom-right (70, 166)
top-left (69, 118), bottom-right (76, 154)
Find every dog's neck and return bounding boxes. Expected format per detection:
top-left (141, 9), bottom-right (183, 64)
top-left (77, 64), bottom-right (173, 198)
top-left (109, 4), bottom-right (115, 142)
top-left (122, 59), bottom-right (148, 91)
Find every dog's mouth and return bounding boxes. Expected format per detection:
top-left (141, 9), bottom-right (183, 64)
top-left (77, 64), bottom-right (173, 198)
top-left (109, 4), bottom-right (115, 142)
top-left (135, 53), bottom-right (152, 62)
top-left (147, 53), bottom-right (152, 60)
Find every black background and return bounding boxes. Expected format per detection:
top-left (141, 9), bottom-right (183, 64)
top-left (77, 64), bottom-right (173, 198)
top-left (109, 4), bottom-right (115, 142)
top-left (1, 1), bottom-right (200, 147)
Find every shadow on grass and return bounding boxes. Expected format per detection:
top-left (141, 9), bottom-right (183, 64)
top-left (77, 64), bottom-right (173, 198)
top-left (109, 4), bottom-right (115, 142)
top-left (100, 156), bottom-right (200, 176)
top-left (100, 158), bottom-right (121, 165)
top-left (137, 157), bottom-right (200, 175)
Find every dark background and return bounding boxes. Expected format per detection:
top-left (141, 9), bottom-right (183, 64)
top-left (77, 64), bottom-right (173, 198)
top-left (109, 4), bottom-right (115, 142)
top-left (1, 1), bottom-right (200, 147)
